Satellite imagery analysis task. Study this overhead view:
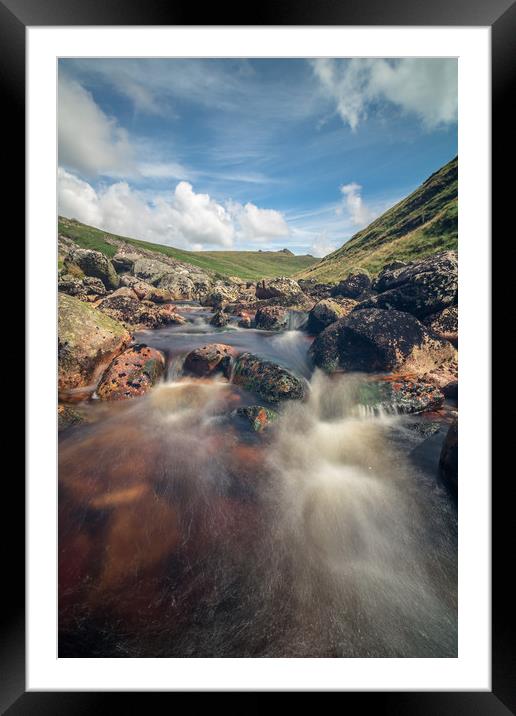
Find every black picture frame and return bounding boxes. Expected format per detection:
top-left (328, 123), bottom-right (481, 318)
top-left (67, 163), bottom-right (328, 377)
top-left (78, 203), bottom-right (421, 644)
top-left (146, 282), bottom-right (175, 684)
top-left (4, 0), bottom-right (510, 710)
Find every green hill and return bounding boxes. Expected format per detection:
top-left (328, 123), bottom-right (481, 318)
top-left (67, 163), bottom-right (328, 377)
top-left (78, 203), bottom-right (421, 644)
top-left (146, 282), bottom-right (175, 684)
top-left (58, 217), bottom-right (318, 281)
top-left (296, 156), bottom-right (458, 283)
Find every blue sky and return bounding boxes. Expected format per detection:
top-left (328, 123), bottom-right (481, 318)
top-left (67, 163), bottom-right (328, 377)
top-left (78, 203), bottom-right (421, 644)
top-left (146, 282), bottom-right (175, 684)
top-left (58, 58), bottom-right (457, 256)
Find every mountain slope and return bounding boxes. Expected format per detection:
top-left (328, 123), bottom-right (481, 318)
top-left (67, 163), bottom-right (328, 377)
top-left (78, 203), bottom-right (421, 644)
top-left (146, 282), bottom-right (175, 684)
top-left (297, 156), bottom-right (458, 283)
top-left (58, 217), bottom-right (317, 281)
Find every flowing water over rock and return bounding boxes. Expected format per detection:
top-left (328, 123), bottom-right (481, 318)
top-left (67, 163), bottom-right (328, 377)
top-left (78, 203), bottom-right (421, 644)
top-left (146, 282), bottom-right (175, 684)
top-left (59, 302), bottom-right (457, 657)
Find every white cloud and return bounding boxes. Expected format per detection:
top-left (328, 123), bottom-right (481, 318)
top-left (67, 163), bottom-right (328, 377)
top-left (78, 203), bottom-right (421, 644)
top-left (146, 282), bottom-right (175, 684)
top-left (309, 235), bottom-right (338, 258)
top-left (337, 182), bottom-right (377, 227)
top-left (58, 74), bottom-right (135, 177)
top-left (58, 169), bottom-right (291, 251)
top-left (229, 201), bottom-right (290, 242)
top-left (312, 58), bottom-right (457, 130)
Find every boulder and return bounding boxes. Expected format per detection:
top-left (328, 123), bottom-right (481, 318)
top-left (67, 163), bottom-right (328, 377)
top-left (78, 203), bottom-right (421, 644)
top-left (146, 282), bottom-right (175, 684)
top-left (112, 252), bottom-right (141, 273)
top-left (307, 298), bottom-right (355, 334)
top-left (119, 277), bottom-right (172, 303)
top-left (356, 378), bottom-right (445, 415)
top-left (331, 270), bottom-right (371, 299)
top-left (202, 283), bottom-right (240, 309)
top-left (183, 343), bottom-right (237, 378)
top-left (254, 305), bottom-right (289, 331)
top-left (97, 294), bottom-right (185, 328)
top-left (133, 257), bottom-right (173, 285)
top-left (97, 344), bottom-right (165, 401)
top-left (58, 274), bottom-right (107, 298)
top-left (364, 251), bottom-right (458, 319)
top-left (231, 405), bottom-right (279, 432)
top-left (58, 293), bottom-right (131, 392)
top-left (65, 248), bottom-right (119, 290)
top-left (233, 353), bottom-right (305, 403)
top-left (210, 310), bottom-right (230, 327)
top-left (424, 307), bottom-right (458, 344)
top-left (310, 308), bottom-right (456, 375)
top-left (439, 416), bottom-right (458, 497)
top-left (255, 277), bottom-right (305, 303)
top-left (109, 286), bottom-right (140, 300)
top-left (157, 273), bottom-right (196, 300)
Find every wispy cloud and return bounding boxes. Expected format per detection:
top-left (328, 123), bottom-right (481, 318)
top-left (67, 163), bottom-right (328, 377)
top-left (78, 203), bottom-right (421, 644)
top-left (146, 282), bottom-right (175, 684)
top-left (312, 58), bottom-right (457, 130)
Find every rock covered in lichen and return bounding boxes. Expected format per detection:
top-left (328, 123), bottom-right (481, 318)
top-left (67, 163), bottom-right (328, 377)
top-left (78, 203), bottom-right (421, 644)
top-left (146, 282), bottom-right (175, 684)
top-left (97, 344), bottom-right (165, 400)
top-left (58, 293), bottom-right (131, 393)
top-left (233, 353), bottom-right (305, 403)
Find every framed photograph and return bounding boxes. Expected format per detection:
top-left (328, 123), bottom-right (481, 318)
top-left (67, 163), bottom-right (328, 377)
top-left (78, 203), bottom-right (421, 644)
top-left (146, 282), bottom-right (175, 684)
top-left (5, 0), bottom-right (509, 708)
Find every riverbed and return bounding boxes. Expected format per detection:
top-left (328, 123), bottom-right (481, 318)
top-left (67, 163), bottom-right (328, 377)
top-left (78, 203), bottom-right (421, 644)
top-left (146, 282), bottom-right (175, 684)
top-left (58, 302), bottom-right (457, 657)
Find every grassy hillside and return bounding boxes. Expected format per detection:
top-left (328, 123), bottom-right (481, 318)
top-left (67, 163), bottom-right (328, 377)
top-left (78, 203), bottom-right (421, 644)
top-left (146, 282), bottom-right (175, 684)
top-left (58, 217), bottom-right (317, 281)
top-left (296, 156), bottom-right (458, 283)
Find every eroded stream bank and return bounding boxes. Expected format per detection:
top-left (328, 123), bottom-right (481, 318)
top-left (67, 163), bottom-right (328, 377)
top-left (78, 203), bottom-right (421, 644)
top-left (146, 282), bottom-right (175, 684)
top-left (59, 302), bottom-right (457, 658)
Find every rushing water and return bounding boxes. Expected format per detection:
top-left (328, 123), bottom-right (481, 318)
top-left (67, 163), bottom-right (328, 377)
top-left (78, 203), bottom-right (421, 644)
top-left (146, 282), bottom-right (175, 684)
top-left (58, 303), bottom-right (457, 657)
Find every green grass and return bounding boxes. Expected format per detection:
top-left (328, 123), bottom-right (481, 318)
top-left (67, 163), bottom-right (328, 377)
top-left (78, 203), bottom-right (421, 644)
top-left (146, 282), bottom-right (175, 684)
top-left (296, 156), bottom-right (458, 283)
top-left (58, 216), bottom-right (317, 281)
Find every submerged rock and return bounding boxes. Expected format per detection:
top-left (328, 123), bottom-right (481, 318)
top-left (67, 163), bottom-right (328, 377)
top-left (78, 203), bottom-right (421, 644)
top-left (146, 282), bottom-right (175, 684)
top-left (58, 404), bottom-right (84, 431)
top-left (231, 405), bottom-right (279, 432)
top-left (65, 248), bottom-right (119, 290)
top-left (58, 293), bottom-right (131, 393)
top-left (310, 308), bottom-right (456, 375)
top-left (233, 353), bottom-right (305, 403)
top-left (363, 251), bottom-right (458, 319)
top-left (357, 378), bottom-right (445, 415)
top-left (254, 305), bottom-right (289, 331)
top-left (97, 344), bottom-right (165, 400)
top-left (183, 343), bottom-right (237, 378)
top-left (439, 416), bottom-right (458, 497)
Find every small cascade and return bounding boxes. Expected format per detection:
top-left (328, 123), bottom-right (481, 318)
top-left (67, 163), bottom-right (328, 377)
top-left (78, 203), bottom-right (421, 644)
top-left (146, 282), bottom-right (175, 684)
top-left (166, 353), bottom-right (187, 381)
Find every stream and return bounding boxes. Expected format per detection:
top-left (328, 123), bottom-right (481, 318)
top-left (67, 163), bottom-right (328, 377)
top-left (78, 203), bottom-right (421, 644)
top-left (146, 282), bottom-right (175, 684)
top-left (58, 302), bottom-right (458, 658)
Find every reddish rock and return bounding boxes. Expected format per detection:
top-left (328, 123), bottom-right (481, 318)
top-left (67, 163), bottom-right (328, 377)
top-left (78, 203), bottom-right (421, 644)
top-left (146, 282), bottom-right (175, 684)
top-left (183, 343), bottom-right (237, 377)
top-left (97, 344), bottom-right (165, 400)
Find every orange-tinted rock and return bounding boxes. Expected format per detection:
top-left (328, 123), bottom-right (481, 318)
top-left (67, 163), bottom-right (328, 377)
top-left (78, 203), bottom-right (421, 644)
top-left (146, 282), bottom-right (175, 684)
top-left (183, 343), bottom-right (237, 377)
top-left (97, 344), bottom-right (165, 400)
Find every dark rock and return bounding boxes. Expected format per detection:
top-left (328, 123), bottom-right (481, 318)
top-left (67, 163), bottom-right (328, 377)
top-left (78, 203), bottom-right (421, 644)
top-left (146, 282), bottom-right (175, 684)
top-left (210, 310), bottom-right (230, 327)
top-left (112, 252), bottom-right (141, 273)
top-left (233, 353), bottom-right (306, 403)
top-left (97, 344), bottom-right (165, 400)
top-left (331, 270), bottom-right (372, 299)
top-left (439, 416), bottom-right (458, 497)
top-left (424, 306), bottom-right (458, 344)
top-left (307, 298), bottom-right (355, 334)
top-left (254, 305), bottom-right (289, 331)
top-left (97, 294), bottom-right (185, 328)
top-left (365, 251), bottom-right (458, 319)
top-left (183, 343), bottom-right (237, 378)
top-left (310, 308), bottom-right (456, 375)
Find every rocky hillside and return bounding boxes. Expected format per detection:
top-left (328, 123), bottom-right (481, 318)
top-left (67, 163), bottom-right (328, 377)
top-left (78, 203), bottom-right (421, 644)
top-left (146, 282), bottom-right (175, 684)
top-left (296, 156), bottom-right (457, 283)
top-left (58, 217), bottom-right (317, 281)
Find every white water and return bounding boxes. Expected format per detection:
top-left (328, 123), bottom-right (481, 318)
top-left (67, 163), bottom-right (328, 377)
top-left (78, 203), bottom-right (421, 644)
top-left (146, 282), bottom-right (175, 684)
top-left (59, 317), bottom-right (457, 658)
